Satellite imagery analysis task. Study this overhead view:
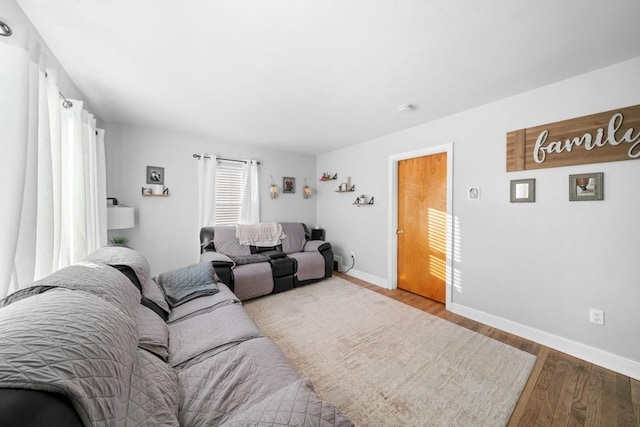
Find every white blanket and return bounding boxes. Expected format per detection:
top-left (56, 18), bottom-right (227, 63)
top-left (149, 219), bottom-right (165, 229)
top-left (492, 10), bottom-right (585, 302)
top-left (235, 222), bottom-right (286, 246)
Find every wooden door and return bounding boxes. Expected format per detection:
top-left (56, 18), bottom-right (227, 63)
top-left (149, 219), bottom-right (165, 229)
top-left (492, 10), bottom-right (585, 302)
top-left (397, 152), bottom-right (447, 302)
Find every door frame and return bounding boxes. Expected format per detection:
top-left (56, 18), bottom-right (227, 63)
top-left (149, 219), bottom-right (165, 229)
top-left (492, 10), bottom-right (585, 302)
top-left (387, 143), bottom-right (454, 309)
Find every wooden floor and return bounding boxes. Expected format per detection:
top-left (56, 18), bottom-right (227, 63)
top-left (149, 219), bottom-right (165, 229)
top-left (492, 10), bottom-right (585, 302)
top-left (336, 273), bottom-right (640, 427)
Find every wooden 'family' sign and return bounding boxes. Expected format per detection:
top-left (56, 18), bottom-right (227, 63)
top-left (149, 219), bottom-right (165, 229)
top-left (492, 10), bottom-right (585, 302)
top-left (506, 104), bottom-right (640, 171)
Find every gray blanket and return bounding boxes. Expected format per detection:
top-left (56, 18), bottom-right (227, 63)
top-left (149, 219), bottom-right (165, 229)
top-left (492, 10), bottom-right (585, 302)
top-left (0, 288), bottom-right (138, 426)
top-left (155, 262), bottom-right (219, 308)
top-left (170, 298), bottom-right (353, 426)
top-left (0, 262), bottom-right (180, 426)
top-left (0, 251), bottom-right (352, 427)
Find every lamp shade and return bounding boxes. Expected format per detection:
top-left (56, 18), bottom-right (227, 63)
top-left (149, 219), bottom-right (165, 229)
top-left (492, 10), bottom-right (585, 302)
top-left (107, 206), bottom-right (135, 230)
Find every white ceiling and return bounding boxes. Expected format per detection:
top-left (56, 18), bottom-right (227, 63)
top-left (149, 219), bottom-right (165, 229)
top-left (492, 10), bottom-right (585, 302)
top-left (16, 1), bottom-right (640, 155)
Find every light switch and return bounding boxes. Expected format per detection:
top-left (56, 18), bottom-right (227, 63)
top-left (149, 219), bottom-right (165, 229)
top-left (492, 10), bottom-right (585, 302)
top-left (467, 186), bottom-right (480, 200)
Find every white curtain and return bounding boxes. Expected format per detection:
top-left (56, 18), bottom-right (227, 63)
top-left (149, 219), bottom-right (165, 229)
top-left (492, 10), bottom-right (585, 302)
top-left (0, 30), bottom-right (31, 296)
top-left (0, 26), bottom-right (107, 298)
top-left (240, 160), bottom-right (260, 224)
top-left (197, 154), bottom-right (217, 229)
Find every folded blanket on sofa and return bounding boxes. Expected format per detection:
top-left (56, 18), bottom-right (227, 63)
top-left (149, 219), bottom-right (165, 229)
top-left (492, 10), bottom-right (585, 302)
top-left (236, 222), bottom-right (286, 246)
top-left (155, 263), bottom-right (219, 308)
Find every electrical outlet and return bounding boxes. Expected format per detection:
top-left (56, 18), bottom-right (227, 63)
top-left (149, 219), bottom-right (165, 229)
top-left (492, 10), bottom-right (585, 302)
top-left (589, 308), bottom-right (604, 325)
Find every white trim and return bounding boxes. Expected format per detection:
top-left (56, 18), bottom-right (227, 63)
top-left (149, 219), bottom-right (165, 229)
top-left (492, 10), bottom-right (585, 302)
top-left (450, 302), bottom-right (640, 381)
top-left (387, 143), bottom-right (454, 309)
top-left (344, 268), bottom-right (389, 289)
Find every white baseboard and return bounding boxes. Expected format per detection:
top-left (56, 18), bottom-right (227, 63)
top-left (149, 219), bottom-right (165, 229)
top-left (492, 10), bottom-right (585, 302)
top-left (343, 268), bottom-right (389, 289)
top-left (450, 303), bottom-right (640, 381)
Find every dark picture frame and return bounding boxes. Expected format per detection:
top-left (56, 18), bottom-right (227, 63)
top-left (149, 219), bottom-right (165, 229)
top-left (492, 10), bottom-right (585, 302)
top-left (569, 172), bottom-right (603, 201)
top-left (283, 177), bottom-right (295, 193)
top-left (146, 166), bottom-right (164, 185)
top-left (510, 178), bottom-right (536, 203)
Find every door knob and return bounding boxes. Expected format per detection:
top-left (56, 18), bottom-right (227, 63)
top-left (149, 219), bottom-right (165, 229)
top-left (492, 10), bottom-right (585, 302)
top-left (396, 229), bottom-right (404, 234)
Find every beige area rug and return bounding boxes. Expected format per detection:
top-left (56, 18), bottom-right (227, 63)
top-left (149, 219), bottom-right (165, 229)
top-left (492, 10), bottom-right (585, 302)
top-left (244, 277), bottom-right (536, 427)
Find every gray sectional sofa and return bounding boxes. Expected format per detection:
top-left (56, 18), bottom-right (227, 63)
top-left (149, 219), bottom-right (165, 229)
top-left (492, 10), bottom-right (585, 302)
top-left (200, 222), bottom-right (333, 301)
top-left (0, 246), bottom-right (351, 426)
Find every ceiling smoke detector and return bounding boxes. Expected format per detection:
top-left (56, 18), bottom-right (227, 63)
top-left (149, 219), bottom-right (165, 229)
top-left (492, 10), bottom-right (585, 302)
top-left (398, 104), bottom-right (414, 113)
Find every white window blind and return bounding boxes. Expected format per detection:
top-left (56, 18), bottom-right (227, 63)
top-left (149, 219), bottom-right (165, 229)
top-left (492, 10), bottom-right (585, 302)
top-left (214, 161), bottom-right (246, 225)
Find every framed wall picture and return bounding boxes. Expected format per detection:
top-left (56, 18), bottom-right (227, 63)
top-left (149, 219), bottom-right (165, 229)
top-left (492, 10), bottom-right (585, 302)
top-left (146, 166), bottom-right (164, 185)
top-left (283, 177), bottom-right (295, 193)
top-left (569, 172), bottom-right (603, 201)
top-left (510, 178), bottom-right (535, 203)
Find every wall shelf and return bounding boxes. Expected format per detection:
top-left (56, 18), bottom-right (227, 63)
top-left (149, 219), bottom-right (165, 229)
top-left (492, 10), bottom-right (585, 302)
top-left (335, 184), bottom-right (355, 192)
top-left (142, 186), bottom-right (169, 196)
top-left (353, 196), bottom-right (374, 206)
top-left (319, 173), bottom-right (338, 181)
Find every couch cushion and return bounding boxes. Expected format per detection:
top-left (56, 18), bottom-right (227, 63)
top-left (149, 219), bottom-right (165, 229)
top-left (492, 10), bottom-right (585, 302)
top-left (232, 263), bottom-right (274, 301)
top-left (289, 252), bottom-right (326, 282)
top-left (168, 303), bottom-right (263, 368)
top-left (220, 379), bottom-right (353, 427)
top-left (136, 305), bottom-right (169, 361)
top-left (213, 226), bottom-right (251, 256)
top-left (303, 240), bottom-right (330, 253)
top-left (24, 261), bottom-right (140, 320)
top-left (280, 223), bottom-right (308, 254)
top-left (176, 337), bottom-right (300, 426)
top-left (85, 246), bottom-right (170, 316)
top-left (127, 348), bottom-right (179, 426)
top-left (167, 284), bottom-right (239, 324)
top-left (110, 265), bottom-right (167, 319)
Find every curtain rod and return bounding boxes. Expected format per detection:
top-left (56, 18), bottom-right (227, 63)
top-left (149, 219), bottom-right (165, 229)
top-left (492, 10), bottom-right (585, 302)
top-left (192, 154), bottom-right (261, 165)
top-left (0, 20), bottom-right (11, 37)
top-left (43, 72), bottom-right (74, 108)
top-left (58, 91), bottom-right (73, 108)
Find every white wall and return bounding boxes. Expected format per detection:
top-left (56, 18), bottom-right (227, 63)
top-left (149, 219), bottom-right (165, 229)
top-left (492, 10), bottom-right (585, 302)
top-left (2, 0), bottom-right (87, 104)
top-left (105, 123), bottom-right (317, 275)
top-left (317, 57), bottom-right (640, 377)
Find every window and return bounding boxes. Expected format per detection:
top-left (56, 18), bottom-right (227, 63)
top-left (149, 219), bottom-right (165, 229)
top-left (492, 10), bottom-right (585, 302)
top-left (214, 160), bottom-right (246, 225)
